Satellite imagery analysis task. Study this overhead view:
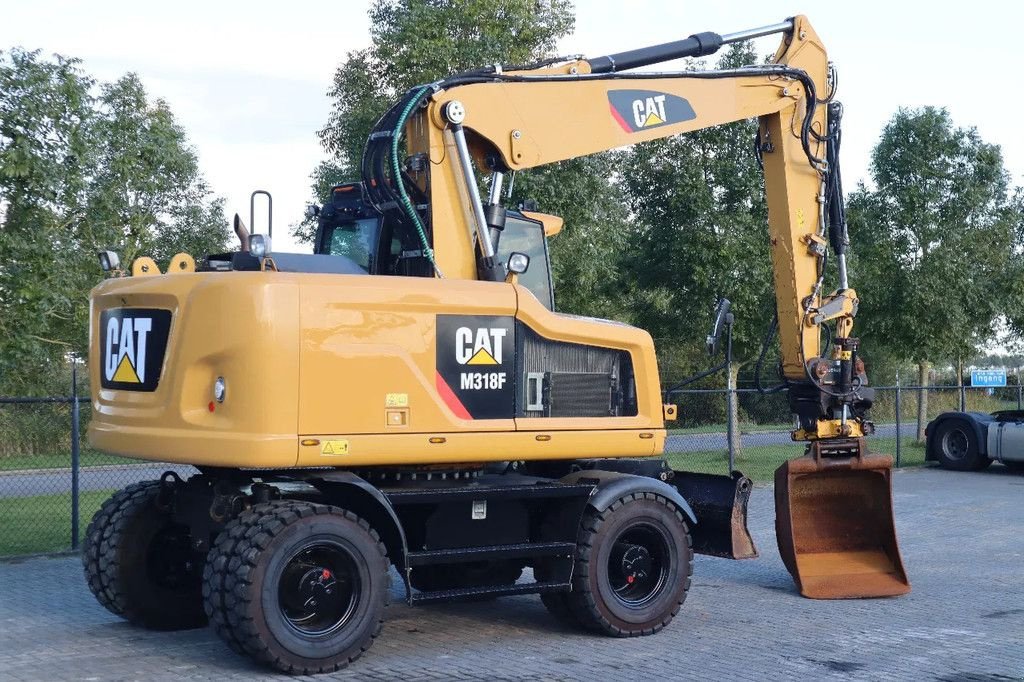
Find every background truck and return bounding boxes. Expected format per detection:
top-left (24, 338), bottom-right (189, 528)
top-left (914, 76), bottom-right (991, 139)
top-left (926, 410), bottom-right (1024, 471)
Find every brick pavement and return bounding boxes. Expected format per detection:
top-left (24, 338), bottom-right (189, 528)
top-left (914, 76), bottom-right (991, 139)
top-left (1, 466), bottom-right (1022, 681)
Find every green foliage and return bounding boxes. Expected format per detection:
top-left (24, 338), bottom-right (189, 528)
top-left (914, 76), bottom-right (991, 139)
top-left (848, 107), bottom-right (1020, 371)
top-left (0, 49), bottom-right (228, 394)
top-left (301, 0), bottom-right (576, 243)
top-left (618, 44), bottom-right (772, 379)
top-left (509, 153), bottom-right (630, 318)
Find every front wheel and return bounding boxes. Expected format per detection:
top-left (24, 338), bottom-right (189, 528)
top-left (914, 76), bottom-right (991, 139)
top-left (930, 419), bottom-right (990, 471)
top-left (203, 501), bottom-right (389, 675)
top-left (565, 492), bottom-right (692, 636)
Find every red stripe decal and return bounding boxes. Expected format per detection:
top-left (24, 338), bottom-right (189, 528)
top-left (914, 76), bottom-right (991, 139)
top-left (435, 371), bottom-right (472, 420)
top-left (609, 101), bottom-right (634, 133)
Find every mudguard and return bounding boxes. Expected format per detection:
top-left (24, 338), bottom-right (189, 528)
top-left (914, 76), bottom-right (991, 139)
top-left (560, 469), bottom-right (697, 525)
top-left (925, 411), bottom-right (992, 461)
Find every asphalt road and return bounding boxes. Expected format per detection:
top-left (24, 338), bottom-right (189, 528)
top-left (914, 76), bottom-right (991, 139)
top-left (1, 466), bottom-right (1021, 680)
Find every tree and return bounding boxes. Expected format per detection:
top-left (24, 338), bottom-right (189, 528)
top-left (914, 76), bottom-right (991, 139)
top-left (618, 43), bottom-right (771, 454)
top-left (0, 50), bottom-right (228, 394)
top-left (0, 49), bottom-right (94, 393)
top-left (296, 0), bottom-right (575, 243)
top-left (847, 107), bottom-right (1019, 440)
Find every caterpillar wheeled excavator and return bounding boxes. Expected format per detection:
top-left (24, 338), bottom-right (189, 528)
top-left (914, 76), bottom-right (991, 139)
top-left (84, 16), bottom-right (908, 674)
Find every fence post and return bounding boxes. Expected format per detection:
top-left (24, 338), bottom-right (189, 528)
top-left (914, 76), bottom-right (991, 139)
top-left (71, 364), bottom-right (81, 551)
top-left (725, 321), bottom-right (735, 473)
top-left (894, 370), bottom-right (902, 468)
top-left (958, 359), bottom-right (966, 412)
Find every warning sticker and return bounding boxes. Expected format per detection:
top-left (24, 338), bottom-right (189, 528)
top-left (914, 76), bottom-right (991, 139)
top-left (320, 440), bottom-right (349, 456)
top-left (385, 393), bottom-right (409, 407)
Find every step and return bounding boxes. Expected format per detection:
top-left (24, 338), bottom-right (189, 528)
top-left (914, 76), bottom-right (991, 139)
top-left (410, 580), bottom-right (571, 605)
top-left (407, 541), bottom-right (576, 566)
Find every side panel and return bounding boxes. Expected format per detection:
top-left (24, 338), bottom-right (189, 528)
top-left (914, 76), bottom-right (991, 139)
top-left (297, 275), bottom-right (517, 436)
top-left (513, 285), bottom-right (665, 435)
top-left (89, 273), bottom-right (301, 466)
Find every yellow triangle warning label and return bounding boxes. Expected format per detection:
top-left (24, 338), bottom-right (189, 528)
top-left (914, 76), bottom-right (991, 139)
top-left (320, 440), bottom-right (349, 455)
top-left (466, 348), bottom-right (498, 365)
top-left (112, 354), bottom-right (140, 383)
top-left (642, 112), bottom-right (665, 127)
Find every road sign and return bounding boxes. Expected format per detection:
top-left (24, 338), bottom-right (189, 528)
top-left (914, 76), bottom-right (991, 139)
top-left (971, 368), bottom-right (1007, 387)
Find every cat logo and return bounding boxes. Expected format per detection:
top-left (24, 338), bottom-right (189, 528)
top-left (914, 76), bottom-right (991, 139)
top-left (435, 315), bottom-right (515, 419)
top-left (608, 89), bottom-right (697, 133)
top-left (455, 327), bottom-right (506, 366)
top-left (633, 94), bottom-right (667, 128)
top-left (105, 317), bottom-right (151, 384)
top-left (99, 308), bottom-right (171, 392)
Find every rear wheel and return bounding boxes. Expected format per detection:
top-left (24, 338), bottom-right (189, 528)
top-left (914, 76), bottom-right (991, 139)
top-left (565, 493), bottom-right (692, 636)
top-left (931, 419), bottom-right (990, 471)
top-left (82, 481), bottom-right (206, 630)
top-left (202, 501), bottom-right (389, 675)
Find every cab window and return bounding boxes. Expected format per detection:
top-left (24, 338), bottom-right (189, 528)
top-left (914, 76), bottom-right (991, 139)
top-left (497, 213), bottom-right (554, 309)
top-left (324, 218), bottom-right (380, 271)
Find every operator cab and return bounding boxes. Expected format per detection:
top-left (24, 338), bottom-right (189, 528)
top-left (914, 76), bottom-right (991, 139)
top-left (314, 182), bottom-right (555, 309)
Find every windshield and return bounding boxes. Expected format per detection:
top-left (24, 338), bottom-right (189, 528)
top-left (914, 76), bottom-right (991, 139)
top-left (324, 218), bottom-right (379, 271)
top-left (497, 213), bottom-right (554, 309)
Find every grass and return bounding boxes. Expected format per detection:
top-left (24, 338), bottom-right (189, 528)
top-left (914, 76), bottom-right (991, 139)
top-left (0, 489), bottom-right (114, 556)
top-left (666, 436), bottom-right (928, 482)
top-left (0, 450), bottom-right (144, 472)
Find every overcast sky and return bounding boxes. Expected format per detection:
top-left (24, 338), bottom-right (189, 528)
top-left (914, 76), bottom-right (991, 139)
top-left (4, 0), bottom-right (1023, 254)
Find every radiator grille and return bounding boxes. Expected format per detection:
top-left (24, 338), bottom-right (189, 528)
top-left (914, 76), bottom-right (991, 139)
top-left (547, 372), bottom-right (613, 417)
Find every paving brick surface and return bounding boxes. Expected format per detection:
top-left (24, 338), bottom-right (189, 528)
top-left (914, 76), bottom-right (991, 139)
top-left (1, 466), bottom-right (1022, 681)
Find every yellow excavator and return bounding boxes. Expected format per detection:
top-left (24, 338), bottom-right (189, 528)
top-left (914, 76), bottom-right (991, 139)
top-left (84, 16), bottom-right (908, 674)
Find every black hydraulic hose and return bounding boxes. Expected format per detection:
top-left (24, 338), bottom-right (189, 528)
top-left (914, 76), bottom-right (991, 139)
top-left (754, 313), bottom-right (787, 394)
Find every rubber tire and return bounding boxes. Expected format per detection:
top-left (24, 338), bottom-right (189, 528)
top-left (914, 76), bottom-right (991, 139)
top-left (565, 492), bottom-right (692, 637)
top-left (202, 501), bottom-right (389, 675)
top-left (410, 561), bottom-right (523, 594)
top-left (82, 481), bottom-right (206, 630)
top-left (931, 419), bottom-right (990, 471)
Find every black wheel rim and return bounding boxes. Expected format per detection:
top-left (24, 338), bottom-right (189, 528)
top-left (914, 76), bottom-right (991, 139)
top-left (942, 428), bottom-right (970, 461)
top-left (277, 540), bottom-right (360, 637)
top-left (608, 522), bottom-right (671, 607)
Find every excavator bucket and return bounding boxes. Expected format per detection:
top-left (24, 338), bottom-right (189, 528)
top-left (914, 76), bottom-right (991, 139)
top-left (774, 439), bottom-right (910, 599)
top-left (673, 471), bottom-right (758, 559)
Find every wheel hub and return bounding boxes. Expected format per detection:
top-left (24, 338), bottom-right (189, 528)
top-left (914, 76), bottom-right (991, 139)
top-left (278, 543), bottom-right (359, 637)
top-left (942, 429), bottom-right (969, 460)
top-left (608, 523), bottom-right (670, 607)
top-left (620, 544), bottom-right (652, 585)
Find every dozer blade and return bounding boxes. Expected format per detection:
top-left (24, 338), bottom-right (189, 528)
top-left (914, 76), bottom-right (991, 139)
top-left (774, 439), bottom-right (910, 599)
top-left (672, 470), bottom-right (758, 559)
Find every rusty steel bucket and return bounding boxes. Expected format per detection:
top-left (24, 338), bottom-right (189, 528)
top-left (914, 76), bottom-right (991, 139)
top-left (673, 470), bottom-right (758, 560)
top-left (774, 440), bottom-right (910, 599)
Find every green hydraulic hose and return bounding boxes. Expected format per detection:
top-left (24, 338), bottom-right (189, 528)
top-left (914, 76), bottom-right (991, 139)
top-left (390, 86), bottom-right (443, 277)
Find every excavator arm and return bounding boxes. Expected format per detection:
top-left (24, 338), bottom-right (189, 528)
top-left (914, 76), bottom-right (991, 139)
top-left (363, 16), bottom-right (909, 599)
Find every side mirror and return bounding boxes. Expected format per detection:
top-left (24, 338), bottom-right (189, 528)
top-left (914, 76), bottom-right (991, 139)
top-left (706, 298), bottom-right (732, 357)
top-left (506, 252), bottom-right (530, 275)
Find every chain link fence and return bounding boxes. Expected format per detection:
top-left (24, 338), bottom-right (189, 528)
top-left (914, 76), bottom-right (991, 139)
top-left (0, 367), bottom-right (188, 558)
top-left (664, 382), bottom-right (1023, 482)
top-left (1, 367), bottom-right (1020, 558)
